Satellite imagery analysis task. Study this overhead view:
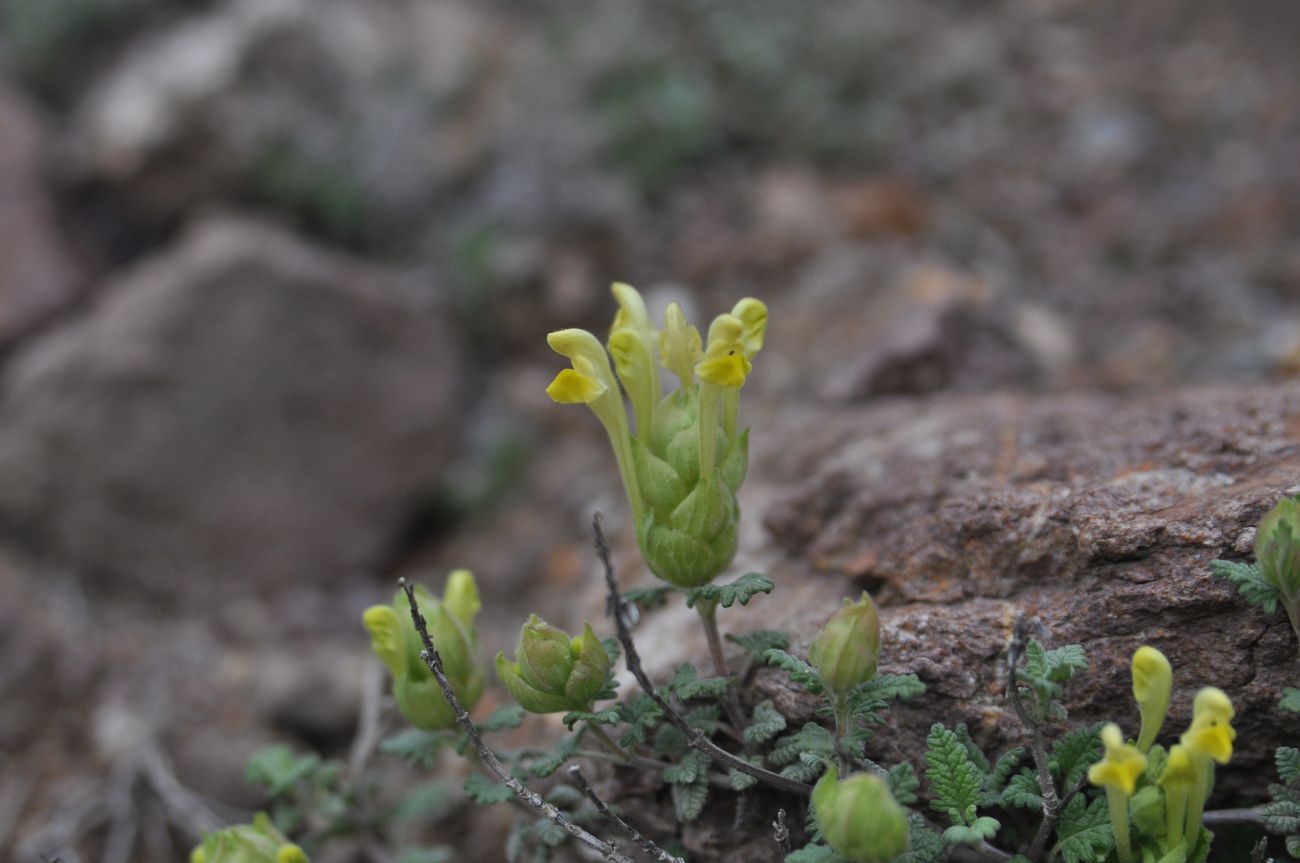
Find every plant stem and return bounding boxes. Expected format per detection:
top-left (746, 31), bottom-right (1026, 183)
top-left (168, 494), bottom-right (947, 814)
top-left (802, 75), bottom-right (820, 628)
top-left (569, 765), bottom-right (684, 863)
top-left (832, 697), bottom-right (852, 776)
top-left (1184, 757), bottom-right (1211, 850)
top-left (587, 723), bottom-right (632, 763)
top-left (1006, 624), bottom-right (1061, 863)
top-left (696, 597), bottom-right (752, 755)
top-left (1106, 787), bottom-right (1132, 863)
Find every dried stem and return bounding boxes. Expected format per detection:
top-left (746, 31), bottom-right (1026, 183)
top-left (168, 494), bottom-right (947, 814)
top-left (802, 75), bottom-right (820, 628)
top-left (399, 579), bottom-right (632, 863)
top-left (772, 809), bottom-right (791, 856)
top-left (568, 765), bottom-right (684, 863)
top-left (1005, 618), bottom-right (1062, 863)
top-left (592, 513), bottom-right (813, 797)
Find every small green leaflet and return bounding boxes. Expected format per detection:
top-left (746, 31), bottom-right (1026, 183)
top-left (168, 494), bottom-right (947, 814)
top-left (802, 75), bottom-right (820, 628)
top-left (784, 844), bottom-right (844, 863)
top-left (664, 662), bottom-right (731, 700)
top-left (763, 648), bottom-right (825, 693)
top-left (480, 704), bottom-right (526, 732)
top-left (942, 817), bottom-right (1000, 846)
top-left (623, 584), bottom-right (676, 609)
top-left (664, 751), bottom-right (712, 785)
top-left (561, 707), bottom-right (621, 730)
top-left (391, 781), bottom-right (455, 823)
top-left (744, 701), bottom-right (787, 744)
top-left (1281, 688), bottom-right (1300, 713)
top-left (1056, 794), bottom-right (1115, 863)
top-left (522, 735), bottom-right (579, 778)
top-left (464, 772), bottom-right (515, 805)
top-left (378, 729), bottom-right (463, 769)
top-left (617, 694), bottom-right (663, 747)
top-left (1050, 723), bottom-right (1103, 786)
top-left (1277, 746), bottom-right (1300, 784)
top-left (726, 628), bottom-right (791, 657)
top-left (1211, 559), bottom-right (1280, 614)
top-left (671, 778), bottom-right (709, 822)
top-left (1024, 640), bottom-right (1088, 685)
top-left (396, 848), bottom-right (454, 863)
top-left (1001, 771), bottom-right (1044, 810)
top-left (245, 745), bottom-right (324, 797)
top-left (896, 814), bottom-right (946, 863)
top-left (729, 759), bottom-right (760, 791)
top-left (924, 724), bottom-right (986, 828)
top-left (888, 762), bottom-right (920, 805)
top-left (769, 723), bottom-right (836, 771)
top-left (684, 572), bottom-right (774, 609)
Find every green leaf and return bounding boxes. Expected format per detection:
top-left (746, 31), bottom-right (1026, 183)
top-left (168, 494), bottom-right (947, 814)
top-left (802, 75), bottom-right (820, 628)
top-left (378, 730), bottom-right (462, 769)
top-left (522, 735), bottom-right (579, 778)
top-left (729, 762), bottom-right (759, 791)
top-left (664, 750), bottom-right (712, 785)
top-left (953, 724), bottom-right (991, 774)
top-left (654, 723), bottom-right (689, 759)
top-left (726, 629), bottom-right (790, 657)
top-left (561, 707), bottom-right (622, 730)
top-left (943, 816), bottom-right (1000, 846)
top-left (763, 648), bottom-right (824, 693)
top-left (925, 724), bottom-right (986, 827)
top-left (480, 704), bottom-right (526, 732)
top-left (1025, 640), bottom-right (1089, 684)
top-left (1281, 688), bottom-right (1300, 713)
top-left (769, 723), bottom-right (836, 768)
top-left (685, 572), bottom-right (774, 609)
top-left (391, 782), bottom-right (455, 823)
top-left (671, 778), bottom-right (709, 822)
top-left (785, 844), bottom-right (844, 863)
top-left (888, 762), bottom-right (920, 806)
top-left (464, 772), bottom-right (515, 805)
top-left (683, 703), bottom-right (722, 735)
top-left (1051, 723), bottom-right (1103, 786)
top-left (1211, 559), bottom-right (1280, 614)
top-left (984, 747), bottom-right (1026, 803)
top-left (396, 848), bottom-right (454, 863)
top-left (1001, 771), bottom-right (1044, 810)
top-left (665, 662), bottom-right (731, 700)
top-left (617, 694), bottom-right (664, 747)
top-left (849, 672), bottom-right (926, 706)
top-left (1261, 798), bottom-right (1300, 834)
top-left (1278, 746), bottom-right (1300, 784)
top-left (1056, 794), bottom-right (1115, 863)
top-left (623, 584), bottom-right (677, 609)
top-left (245, 745), bottom-right (321, 797)
top-left (897, 814), bottom-right (946, 863)
top-left (744, 701), bottom-right (787, 744)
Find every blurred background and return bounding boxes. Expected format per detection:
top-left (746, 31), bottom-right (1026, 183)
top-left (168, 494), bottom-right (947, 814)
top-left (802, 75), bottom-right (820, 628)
top-left (1, 0), bottom-right (1298, 860)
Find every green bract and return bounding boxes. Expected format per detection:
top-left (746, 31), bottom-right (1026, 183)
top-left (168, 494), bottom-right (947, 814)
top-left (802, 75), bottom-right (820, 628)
top-left (362, 570), bottom-right (485, 730)
top-left (812, 766), bottom-right (910, 863)
top-left (546, 284), bottom-right (765, 588)
top-left (1255, 495), bottom-right (1300, 634)
top-left (809, 592), bottom-right (881, 696)
top-left (190, 813), bottom-right (308, 863)
top-left (496, 615), bottom-right (610, 714)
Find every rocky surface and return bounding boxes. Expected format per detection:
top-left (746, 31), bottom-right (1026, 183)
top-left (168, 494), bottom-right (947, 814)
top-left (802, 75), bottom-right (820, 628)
top-left (0, 215), bottom-right (460, 597)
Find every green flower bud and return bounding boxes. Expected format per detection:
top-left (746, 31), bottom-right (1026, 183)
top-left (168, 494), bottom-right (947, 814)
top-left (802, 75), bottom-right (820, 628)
top-left (812, 767), bottom-right (910, 863)
top-left (496, 617), bottom-right (610, 714)
top-left (1255, 496), bottom-right (1300, 633)
top-left (190, 813), bottom-right (309, 863)
top-left (361, 571), bottom-right (485, 730)
top-left (809, 593), bottom-right (881, 697)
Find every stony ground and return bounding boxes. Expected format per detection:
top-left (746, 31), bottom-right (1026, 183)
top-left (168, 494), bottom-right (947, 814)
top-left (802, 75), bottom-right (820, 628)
top-left (1, 0), bottom-right (1299, 861)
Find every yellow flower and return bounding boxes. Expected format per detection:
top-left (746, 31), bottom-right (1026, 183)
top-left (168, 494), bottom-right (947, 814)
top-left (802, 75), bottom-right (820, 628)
top-left (1131, 645), bottom-right (1172, 752)
top-left (1088, 722), bottom-right (1147, 796)
top-left (730, 298), bottom-right (768, 358)
top-left (546, 356), bottom-right (607, 404)
top-left (695, 313), bottom-right (752, 388)
top-left (1180, 687), bottom-right (1235, 765)
top-left (658, 301), bottom-right (703, 389)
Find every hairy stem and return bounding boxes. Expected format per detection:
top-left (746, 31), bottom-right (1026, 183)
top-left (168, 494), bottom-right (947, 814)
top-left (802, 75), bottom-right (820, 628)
top-left (1006, 628), bottom-right (1061, 863)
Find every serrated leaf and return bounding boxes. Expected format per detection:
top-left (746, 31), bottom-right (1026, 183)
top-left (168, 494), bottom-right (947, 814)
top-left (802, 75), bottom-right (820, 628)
top-left (1262, 798), bottom-right (1300, 834)
top-left (245, 745), bottom-right (321, 797)
top-left (1287, 833), bottom-right (1300, 858)
top-left (763, 648), bottom-right (824, 693)
top-left (1282, 688), bottom-right (1300, 713)
top-left (925, 724), bottom-right (986, 827)
top-left (664, 751), bottom-right (712, 785)
top-left (561, 707), bottom-right (621, 730)
top-left (953, 724), bottom-right (991, 774)
top-left (984, 747), bottom-right (1026, 802)
top-left (1211, 559), bottom-right (1280, 614)
top-left (683, 703), bottom-right (722, 734)
top-left (897, 814), bottom-right (946, 863)
top-left (849, 672), bottom-right (926, 706)
top-left (1001, 770), bottom-right (1044, 810)
top-left (1051, 723), bottom-right (1103, 786)
top-left (480, 704), bottom-right (526, 732)
top-left (523, 735), bottom-right (579, 778)
top-left (889, 762), bottom-right (920, 805)
top-left (685, 572), bottom-right (774, 609)
top-left (623, 584), bottom-right (676, 609)
top-left (1056, 794), bottom-right (1114, 863)
top-left (617, 694), bottom-right (664, 747)
top-left (391, 781), bottom-right (455, 823)
top-left (943, 816), bottom-right (1000, 846)
top-left (378, 730), bottom-right (461, 769)
top-left (729, 763), bottom-right (759, 791)
top-left (665, 662), bottom-right (732, 700)
top-left (1025, 640), bottom-right (1089, 683)
top-left (654, 723), bottom-right (689, 759)
top-left (781, 760), bottom-right (826, 783)
top-left (785, 844), bottom-right (844, 863)
top-left (744, 701), bottom-right (787, 744)
top-left (769, 723), bottom-right (836, 768)
top-left (464, 772), bottom-right (515, 805)
top-left (1278, 746), bottom-right (1300, 785)
top-left (671, 779), bottom-right (709, 822)
top-left (726, 629), bottom-right (791, 657)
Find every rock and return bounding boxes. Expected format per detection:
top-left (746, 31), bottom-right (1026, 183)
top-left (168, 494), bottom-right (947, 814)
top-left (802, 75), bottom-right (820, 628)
top-left (0, 77), bottom-right (84, 349)
top-left (746, 382), bottom-right (1300, 797)
top-left (0, 214), bottom-right (460, 596)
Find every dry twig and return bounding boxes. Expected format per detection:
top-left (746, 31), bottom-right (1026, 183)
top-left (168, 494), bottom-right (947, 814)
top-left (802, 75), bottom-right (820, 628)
top-left (568, 765), bottom-right (683, 863)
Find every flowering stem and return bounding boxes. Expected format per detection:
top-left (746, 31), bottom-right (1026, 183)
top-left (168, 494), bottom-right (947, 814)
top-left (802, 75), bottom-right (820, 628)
top-left (586, 723), bottom-right (632, 763)
top-left (696, 599), bottom-right (729, 678)
top-left (722, 388), bottom-right (739, 441)
top-left (1185, 757), bottom-right (1211, 850)
top-left (697, 382), bottom-right (722, 480)
top-left (832, 697), bottom-right (852, 776)
top-left (1165, 786), bottom-right (1187, 854)
top-left (1106, 787), bottom-right (1133, 863)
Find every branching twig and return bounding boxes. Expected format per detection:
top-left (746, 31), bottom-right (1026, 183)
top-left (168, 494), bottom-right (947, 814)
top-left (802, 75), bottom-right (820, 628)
top-left (592, 514), bottom-right (813, 797)
top-left (568, 765), bottom-right (684, 863)
top-left (1006, 615), bottom-right (1061, 862)
top-left (772, 809), bottom-right (791, 856)
top-left (399, 579), bottom-right (632, 863)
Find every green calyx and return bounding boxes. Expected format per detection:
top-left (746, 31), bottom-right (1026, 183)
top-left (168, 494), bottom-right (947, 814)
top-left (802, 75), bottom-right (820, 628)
top-left (809, 593), bottom-right (881, 697)
top-left (361, 571), bottom-right (485, 731)
top-left (496, 616), bottom-right (610, 714)
top-left (812, 766), bottom-right (910, 863)
top-left (190, 813), bottom-right (308, 863)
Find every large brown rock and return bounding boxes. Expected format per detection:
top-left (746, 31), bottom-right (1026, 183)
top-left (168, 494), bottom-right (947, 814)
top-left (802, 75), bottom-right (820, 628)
top-left (744, 383), bottom-right (1299, 797)
top-left (0, 215), bottom-right (460, 597)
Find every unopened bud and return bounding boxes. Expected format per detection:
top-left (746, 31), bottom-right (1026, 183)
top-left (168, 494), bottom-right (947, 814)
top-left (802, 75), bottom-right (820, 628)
top-left (809, 593), bottom-right (881, 696)
top-left (812, 767), bottom-right (910, 863)
top-left (497, 618), bottom-right (610, 714)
